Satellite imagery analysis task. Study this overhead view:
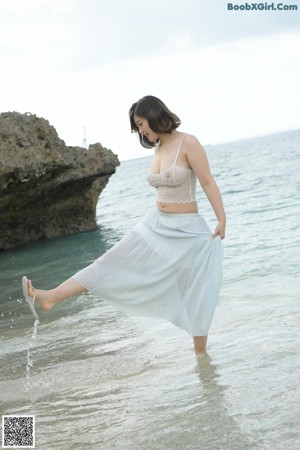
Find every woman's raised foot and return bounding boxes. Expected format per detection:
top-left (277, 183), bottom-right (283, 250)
top-left (26, 278), bottom-right (57, 312)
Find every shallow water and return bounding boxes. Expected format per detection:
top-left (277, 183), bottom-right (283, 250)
top-left (1, 129), bottom-right (300, 449)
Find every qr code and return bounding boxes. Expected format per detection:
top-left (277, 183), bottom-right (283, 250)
top-left (2, 415), bottom-right (35, 448)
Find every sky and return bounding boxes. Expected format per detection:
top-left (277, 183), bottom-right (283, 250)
top-left (0, 0), bottom-right (299, 160)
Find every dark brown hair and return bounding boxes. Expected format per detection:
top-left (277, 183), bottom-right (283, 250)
top-left (129, 95), bottom-right (181, 148)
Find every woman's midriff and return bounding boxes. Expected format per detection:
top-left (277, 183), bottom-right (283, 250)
top-left (156, 201), bottom-right (198, 214)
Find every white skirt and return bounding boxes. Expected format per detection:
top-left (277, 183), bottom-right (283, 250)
top-left (72, 209), bottom-right (223, 336)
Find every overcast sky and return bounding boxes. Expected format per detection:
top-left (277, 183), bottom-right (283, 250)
top-left (1, 0), bottom-right (299, 159)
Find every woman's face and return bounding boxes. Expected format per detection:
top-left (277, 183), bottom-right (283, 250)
top-left (133, 115), bottom-right (159, 143)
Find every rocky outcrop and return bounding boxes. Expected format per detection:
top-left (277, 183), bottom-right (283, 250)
top-left (0, 112), bottom-right (120, 250)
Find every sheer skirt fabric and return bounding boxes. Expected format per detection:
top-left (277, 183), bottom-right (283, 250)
top-left (72, 209), bottom-right (223, 336)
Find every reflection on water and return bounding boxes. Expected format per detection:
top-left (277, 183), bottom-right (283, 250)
top-left (194, 354), bottom-right (253, 450)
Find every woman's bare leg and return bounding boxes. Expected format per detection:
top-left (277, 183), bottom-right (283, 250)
top-left (27, 278), bottom-right (87, 312)
top-left (193, 336), bottom-right (208, 355)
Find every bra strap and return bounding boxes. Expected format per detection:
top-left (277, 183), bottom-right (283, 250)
top-left (174, 135), bottom-right (185, 164)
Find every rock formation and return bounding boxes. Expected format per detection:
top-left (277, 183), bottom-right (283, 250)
top-left (0, 112), bottom-right (120, 250)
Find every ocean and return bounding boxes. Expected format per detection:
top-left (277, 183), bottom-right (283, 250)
top-left (1, 129), bottom-right (299, 449)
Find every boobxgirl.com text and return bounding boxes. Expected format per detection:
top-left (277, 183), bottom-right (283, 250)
top-left (227, 2), bottom-right (298, 10)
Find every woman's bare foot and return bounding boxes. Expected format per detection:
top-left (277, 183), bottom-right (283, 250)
top-left (27, 279), bottom-right (59, 312)
top-left (27, 278), bottom-right (87, 312)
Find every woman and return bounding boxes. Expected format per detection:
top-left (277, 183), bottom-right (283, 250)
top-left (23, 95), bottom-right (226, 355)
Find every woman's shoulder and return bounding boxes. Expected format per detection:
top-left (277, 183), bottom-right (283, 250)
top-left (181, 133), bottom-right (204, 151)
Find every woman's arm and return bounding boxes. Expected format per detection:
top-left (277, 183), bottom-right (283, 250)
top-left (185, 134), bottom-right (226, 239)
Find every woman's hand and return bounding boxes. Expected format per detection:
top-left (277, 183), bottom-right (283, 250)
top-left (212, 221), bottom-right (226, 240)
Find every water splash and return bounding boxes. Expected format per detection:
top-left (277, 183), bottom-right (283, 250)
top-left (26, 318), bottom-right (39, 388)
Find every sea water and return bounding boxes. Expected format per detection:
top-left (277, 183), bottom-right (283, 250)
top-left (0, 129), bottom-right (299, 449)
